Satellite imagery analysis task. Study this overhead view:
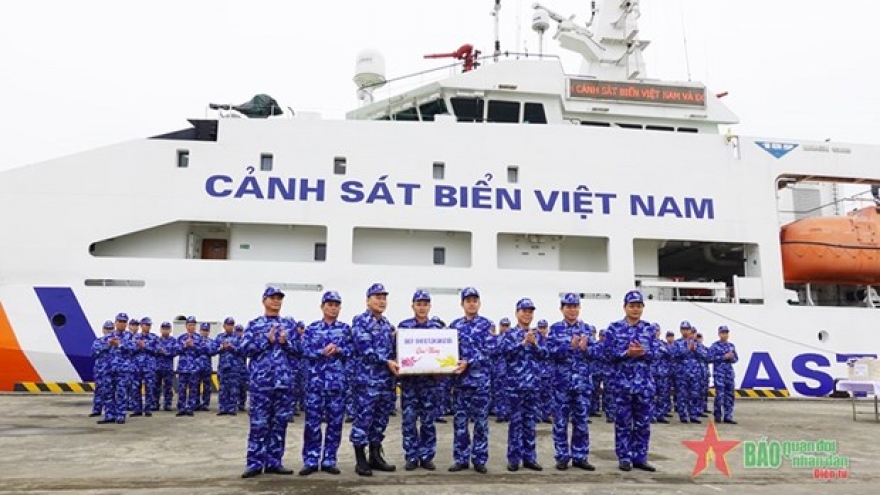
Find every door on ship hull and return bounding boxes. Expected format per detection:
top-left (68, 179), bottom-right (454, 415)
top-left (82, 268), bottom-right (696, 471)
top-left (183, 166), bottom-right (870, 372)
top-left (201, 239), bottom-right (228, 260)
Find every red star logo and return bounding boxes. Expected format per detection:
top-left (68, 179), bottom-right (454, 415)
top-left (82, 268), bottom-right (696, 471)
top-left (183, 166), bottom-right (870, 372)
top-left (682, 421), bottom-right (741, 478)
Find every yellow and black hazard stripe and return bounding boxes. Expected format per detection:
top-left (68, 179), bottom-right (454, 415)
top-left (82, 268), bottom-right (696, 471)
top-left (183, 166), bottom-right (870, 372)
top-left (708, 388), bottom-right (790, 398)
top-left (13, 382), bottom-right (95, 393)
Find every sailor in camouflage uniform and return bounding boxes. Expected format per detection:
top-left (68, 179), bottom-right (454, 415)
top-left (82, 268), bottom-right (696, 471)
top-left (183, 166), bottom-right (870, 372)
top-left (175, 316), bottom-right (203, 417)
top-left (396, 290), bottom-right (443, 471)
top-left (234, 324), bottom-right (248, 411)
top-left (490, 317), bottom-right (511, 423)
top-left (240, 286), bottom-right (301, 478)
top-left (536, 319), bottom-right (554, 424)
top-left (501, 298), bottom-right (547, 472)
top-left (709, 325), bottom-right (738, 423)
top-left (89, 320), bottom-right (114, 417)
top-left (132, 317), bottom-right (159, 417)
top-left (126, 317), bottom-right (140, 411)
top-left (672, 321), bottom-right (707, 423)
top-left (299, 291), bottom-right (350, 476)
top-left (652, 330), bottom-right (675, 423)
top-left (196, 322), bottom-right (217, 411)
top-left (349, 283), bottom-right (397, 476)
top-left (96, 313), bottom-right (136, 424)
top-left (548, 293), bottom-right (599, 471)
top-left (447, 287), bottom-right (493, 474)
top-left (595, 329), bottom-right (615, 423)
top-left (695, 332), bottom-right (711, 415)
top-left (154, 322), bottom-right (178, 411)
top-left (216, 317), bottom-right (241, 415)
top-left (603, 290), bottom-right (659, 472)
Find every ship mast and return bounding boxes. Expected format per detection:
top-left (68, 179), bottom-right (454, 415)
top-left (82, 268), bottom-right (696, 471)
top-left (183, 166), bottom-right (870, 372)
top-left (532, 0), bottom-right (649, 80)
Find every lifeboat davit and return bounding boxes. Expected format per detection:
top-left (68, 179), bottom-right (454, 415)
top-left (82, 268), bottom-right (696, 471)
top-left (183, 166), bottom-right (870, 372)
top-left (781, 206), bottom-right (880, 285)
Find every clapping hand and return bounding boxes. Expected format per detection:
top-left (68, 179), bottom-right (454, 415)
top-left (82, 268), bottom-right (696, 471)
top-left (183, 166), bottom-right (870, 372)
top-left (627, 340), bottom-right (645, 357)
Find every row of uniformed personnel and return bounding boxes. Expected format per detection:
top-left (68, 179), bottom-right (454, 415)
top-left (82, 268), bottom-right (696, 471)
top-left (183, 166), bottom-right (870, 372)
top-left (90, 315), bottom-right (251, 422)
top-left (230, 284), bottom-right (738, 478)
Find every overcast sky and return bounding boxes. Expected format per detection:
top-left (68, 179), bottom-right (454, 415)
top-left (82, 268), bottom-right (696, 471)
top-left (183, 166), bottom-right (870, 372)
top-left (2, 0), bottom-right (878, 171)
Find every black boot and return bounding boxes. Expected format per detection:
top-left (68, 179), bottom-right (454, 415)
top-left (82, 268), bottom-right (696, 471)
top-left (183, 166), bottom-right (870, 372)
top-left (369, 443), bottom-right (396, 472)
top-left (354, 445), bottom-right (372, 476)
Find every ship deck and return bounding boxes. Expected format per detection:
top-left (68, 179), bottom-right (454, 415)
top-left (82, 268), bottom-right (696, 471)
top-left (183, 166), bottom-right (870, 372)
top-left (0, 395), bottom-right (876, 494)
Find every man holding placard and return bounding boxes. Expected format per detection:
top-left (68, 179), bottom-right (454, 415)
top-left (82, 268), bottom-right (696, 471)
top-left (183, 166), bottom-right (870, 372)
top-left (397, 290), bottom-right (444, 471)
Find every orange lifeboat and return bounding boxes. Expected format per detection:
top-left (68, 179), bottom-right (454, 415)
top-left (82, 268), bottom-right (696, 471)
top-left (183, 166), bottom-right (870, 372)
top-left (781, 206), bottom-right (880, 285)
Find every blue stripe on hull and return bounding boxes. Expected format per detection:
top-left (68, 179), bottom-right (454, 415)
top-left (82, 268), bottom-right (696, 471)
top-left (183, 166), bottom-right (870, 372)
top-left (33, 287), bottom-right (95, 381)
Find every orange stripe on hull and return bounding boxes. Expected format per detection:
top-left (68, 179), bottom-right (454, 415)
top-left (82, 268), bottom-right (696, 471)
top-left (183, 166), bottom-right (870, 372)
top-left (0, 303), bottom-right (42, 391)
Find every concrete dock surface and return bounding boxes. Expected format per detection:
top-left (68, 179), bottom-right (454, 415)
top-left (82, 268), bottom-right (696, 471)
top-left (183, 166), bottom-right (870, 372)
top-left (0, 395), bottom-right (876, 495)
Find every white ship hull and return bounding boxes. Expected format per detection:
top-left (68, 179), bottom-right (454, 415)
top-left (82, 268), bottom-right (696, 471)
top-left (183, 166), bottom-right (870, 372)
top-left (2, 117), bottom-right (878, 395)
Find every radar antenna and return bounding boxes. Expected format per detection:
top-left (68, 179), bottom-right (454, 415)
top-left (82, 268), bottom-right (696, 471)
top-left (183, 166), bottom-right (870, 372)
top-left (532, 1), bottom-right (648, 80)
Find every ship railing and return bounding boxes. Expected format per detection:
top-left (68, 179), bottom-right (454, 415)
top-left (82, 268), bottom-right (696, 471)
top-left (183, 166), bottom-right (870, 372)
top-left (636, 277), bottom-right (731, 303)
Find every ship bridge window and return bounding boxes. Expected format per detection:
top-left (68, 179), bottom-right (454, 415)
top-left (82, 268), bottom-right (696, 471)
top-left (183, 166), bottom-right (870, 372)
top-left (451, 97), bottom-right (485, 123)
top-left (487, 101), bottom-right (520, 123)
top-left (393, 106), bottom-right (419, 121)
top-left (678, 127), bottom-right (699, 133)
top-left (523, 103), bottom-right (547, 124)
top-left (419, 99), bottom-right (449, 121)
top-left (498, 233), bottom-right (609, 272)
top-left (633, 239), bottom-right (762, 304)
top-left (646, 125), bottom-right (675, 132)
top-left (581, 121), bottom-right (611, 127)
top-left (353, 228), bottom-right (471, 267)
top-left (617, 123), bottom-right (643, 130)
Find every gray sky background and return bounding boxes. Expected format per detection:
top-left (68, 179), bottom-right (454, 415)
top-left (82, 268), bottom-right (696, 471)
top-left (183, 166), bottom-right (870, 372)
top-left (2, 0), bottom-right (879, 171)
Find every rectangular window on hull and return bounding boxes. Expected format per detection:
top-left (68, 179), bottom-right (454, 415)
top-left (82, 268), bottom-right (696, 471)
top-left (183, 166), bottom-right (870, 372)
top-left (314, 242), bottom-right (327, 261)
top-left (334, 157), bottom-right (347, 175)
top-left (176, 150), bottom-right (189, 168)
top-left (260, 154), bottom-right (274, 171)
top-left (433, 247), bottom-right (446, 265)
top-left (507, 166), bottom-right (519, 183)
top-left (433, 162), bottom-right (445, 180)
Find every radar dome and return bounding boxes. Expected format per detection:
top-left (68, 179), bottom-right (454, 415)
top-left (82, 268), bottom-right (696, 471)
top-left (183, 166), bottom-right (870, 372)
top-left (532, 9), bottom-right (551, 33)
top-left (354, 49), bottom-right (387, 89)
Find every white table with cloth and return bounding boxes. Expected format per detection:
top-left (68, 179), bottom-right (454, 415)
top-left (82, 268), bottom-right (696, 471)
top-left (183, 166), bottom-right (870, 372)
top-left (836, 380), bottom-right (880, 422)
